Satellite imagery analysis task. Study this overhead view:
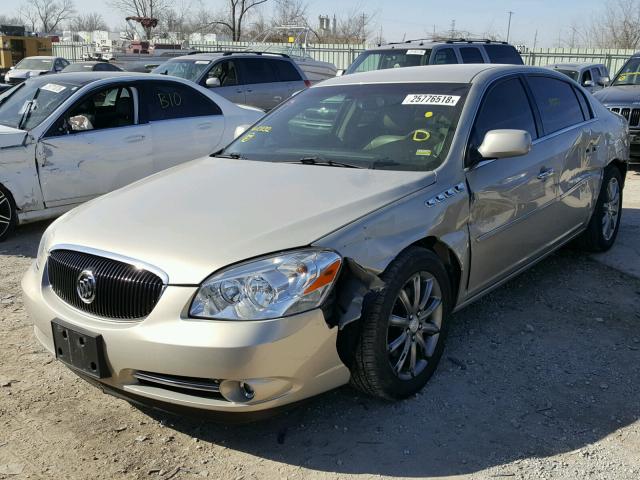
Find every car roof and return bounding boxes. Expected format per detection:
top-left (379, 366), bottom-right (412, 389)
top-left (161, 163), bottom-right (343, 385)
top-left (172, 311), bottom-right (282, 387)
top-left (365, 39), bottom-right (513, 51)
top-left (20, 56), bottom-right (59, 60)
top-left (21, 71), bottom-right (189, 87)
top-left (167, 52), bottom-right (291, 61)
top-left (317, 64), bottom-right (567, 87)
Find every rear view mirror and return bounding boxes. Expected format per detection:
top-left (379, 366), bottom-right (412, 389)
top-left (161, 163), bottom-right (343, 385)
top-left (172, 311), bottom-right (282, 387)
top-left (206, 77), bottom-right (221, 88)
top-left (598, 76), bottom-right (610, 87)
top-left (478, 129), bottom-right (532, 159)
top-left (336, 69), bottom-right (345, 77)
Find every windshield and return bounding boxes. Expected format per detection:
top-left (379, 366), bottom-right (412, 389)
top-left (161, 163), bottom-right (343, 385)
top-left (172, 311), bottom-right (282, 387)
top-left (346, 49), bottom-right (432, 74)
top-left (15, 58), bottom-right (53, 70)
top-left (152, 59), bottom-right (212, 82)
top-left (555, 69), bottom-right (579, 82)
top-left (222, 83), bottom-right (469, 171)
top-left (62, 63), bottom-right (95, 72)
top-left (0, 80), bottom-right (77, 130)
top-left (613, 58), bottom-right (640, 85)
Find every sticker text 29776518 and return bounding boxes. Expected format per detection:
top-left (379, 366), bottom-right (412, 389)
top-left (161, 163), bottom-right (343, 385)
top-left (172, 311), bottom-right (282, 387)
top-left (402, 94), bottom-right (461, 106)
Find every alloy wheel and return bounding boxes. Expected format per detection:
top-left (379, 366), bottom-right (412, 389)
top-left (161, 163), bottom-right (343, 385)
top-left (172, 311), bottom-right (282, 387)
top-left (602, 176), bottom-right (620, 242)
top-left (0, 190), bottom-right (12, 238)
top-left (387, 272), bottom-right (443, 380)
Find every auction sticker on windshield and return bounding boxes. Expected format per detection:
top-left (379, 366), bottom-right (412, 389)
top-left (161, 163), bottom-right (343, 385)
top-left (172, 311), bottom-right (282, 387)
top-left (406, 49), bottom-right (426, 55)
top-left (41, 83), bottom-right (66, 94)
top-left (402, 94), bottom-right (460, 106)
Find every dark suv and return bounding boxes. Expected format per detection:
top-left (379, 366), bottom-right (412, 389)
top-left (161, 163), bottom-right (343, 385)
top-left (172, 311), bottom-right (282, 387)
top-left (153, 51), bottom-right (309, 111)
top-left (344, 39), bottom-right (523, 75)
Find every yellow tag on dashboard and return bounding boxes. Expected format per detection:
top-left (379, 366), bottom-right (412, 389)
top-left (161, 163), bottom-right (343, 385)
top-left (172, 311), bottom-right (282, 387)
top-left (413, 130), bottom-right (431, 142)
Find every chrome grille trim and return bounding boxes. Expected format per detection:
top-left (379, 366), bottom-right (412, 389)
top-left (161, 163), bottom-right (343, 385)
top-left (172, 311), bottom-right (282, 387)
top-left (133, 371), bottom-right (221, 393)
top-left (47, 249), bottom-right (165, 320)
top-left (608, 106), bottom-right (640, 127)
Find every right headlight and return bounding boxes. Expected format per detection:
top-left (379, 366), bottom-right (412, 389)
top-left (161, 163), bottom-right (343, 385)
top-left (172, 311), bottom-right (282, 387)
top-left (189, 249), bottom-right (342, 321)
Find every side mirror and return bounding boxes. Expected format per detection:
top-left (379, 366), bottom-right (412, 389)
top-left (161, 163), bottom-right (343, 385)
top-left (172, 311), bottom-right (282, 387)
top-left (206, 77), bottom-right (221, 88)
top-left (583, 79), bottom-right (593, 87)
top-left (478, 129), bottom-right (532, 159)
top-left (9, 66), bottom-right (15, 70)
top-left (598, 76), bottom-right (610, 87)
top-left (335, 69), bottom-right (345, 77)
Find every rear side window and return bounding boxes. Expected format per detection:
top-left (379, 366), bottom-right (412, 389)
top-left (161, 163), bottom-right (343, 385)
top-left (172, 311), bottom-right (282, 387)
top-left (431, 48), bottom-right (457, 65)
top-left (472, 77), bottom-right (538, 149)
top-left (272, 60), bottom-right (302, 81)
top-left (145, 81), bottom-right (221, 121)
top-left (460, 47), bottom-right (484, 64)
top-left (484, 45), bottom-right (524, 64)
top-left (238, 58), bottom-right (277, 84)
top-left (527, 76), bottom-right (585, 134)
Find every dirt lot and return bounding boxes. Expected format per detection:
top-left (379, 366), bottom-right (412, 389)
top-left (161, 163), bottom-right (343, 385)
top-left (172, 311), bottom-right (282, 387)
top-left (1, 169), bottom-right (639, 480)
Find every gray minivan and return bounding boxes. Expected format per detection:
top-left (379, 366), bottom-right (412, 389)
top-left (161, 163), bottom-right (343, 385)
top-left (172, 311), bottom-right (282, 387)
top-left (153, 52), bottom-right (310, 111)
top-left (344, 39), bottom-right (523, 75)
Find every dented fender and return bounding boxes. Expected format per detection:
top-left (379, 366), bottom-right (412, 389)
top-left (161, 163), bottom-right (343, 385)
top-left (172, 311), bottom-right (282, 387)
top-left (0, 142), bottom-right (44, 216)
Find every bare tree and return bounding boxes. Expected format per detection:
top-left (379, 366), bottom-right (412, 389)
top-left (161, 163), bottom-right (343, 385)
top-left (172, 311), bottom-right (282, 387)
top-left (204, 0), bottom-right (270, 41)
top-left (585, 0), bottom-right (640, 48)
top-left (19, 0), bottom-right (76, 33)
top-left (0, 14), bottom-right (25, 27)
top-left (70, 12), bottom-right (108, 32)
top-left (107, 0), bottom-right (168, 39)
top-left (271, 0), bottom-right (308, 27)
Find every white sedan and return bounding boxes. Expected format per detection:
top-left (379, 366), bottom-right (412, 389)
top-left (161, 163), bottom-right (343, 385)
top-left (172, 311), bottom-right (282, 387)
top-left (0, 72), bottom-right (263, 241)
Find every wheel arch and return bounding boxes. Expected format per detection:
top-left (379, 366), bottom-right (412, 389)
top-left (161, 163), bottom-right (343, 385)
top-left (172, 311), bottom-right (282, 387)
top-left (608, 158), bottom-right (628, 186)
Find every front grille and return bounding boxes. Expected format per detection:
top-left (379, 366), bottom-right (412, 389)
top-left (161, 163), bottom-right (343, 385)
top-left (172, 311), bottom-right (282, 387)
top-left (609, 106), bottom-right (640, 127)
top-left (47, 249), bottom-right (164, 319)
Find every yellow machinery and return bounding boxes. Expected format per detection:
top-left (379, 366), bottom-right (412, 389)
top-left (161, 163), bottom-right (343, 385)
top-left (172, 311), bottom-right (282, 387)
top-left (0, 35), bottom-right (53, 72)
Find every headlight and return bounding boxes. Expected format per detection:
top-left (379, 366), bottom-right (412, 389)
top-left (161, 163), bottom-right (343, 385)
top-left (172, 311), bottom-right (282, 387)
top-left (190, 249), bottom-right (342, 320)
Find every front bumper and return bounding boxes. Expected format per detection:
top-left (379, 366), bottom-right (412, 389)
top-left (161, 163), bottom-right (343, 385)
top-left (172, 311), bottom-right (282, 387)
top-left (22, 262), bottom-right (350, 413)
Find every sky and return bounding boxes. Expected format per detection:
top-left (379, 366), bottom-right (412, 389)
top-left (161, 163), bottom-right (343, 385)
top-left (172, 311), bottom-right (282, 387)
top-left (1, 0), bottom-right (604, 48)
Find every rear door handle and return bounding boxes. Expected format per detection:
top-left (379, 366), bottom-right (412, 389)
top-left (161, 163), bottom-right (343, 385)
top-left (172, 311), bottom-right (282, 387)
top-left (537, 168), bottom-right (555, 180)
top-left (197, 123), bottom-right (213, 130)
top-left (125, 135), bottom-right (145, 143)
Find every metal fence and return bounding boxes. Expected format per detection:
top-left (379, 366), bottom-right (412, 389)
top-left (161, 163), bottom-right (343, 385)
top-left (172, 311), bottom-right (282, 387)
top-left (52, 42), bottom-right (636, 73)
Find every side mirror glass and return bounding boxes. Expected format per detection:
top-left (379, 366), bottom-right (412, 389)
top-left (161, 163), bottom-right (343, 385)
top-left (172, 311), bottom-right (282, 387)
top-left (583, 79), bottom-right (593, 87)
top-left (206, 77), bottom-right (221, 88)
top-left (336, 69), bottom-right (345, 77)
top-left (68, 115), bottom-right (93, 132)
top-left (598, 76), bottom-right (610, 87)
top-left (477, 129), bottom-right (532, 159)
top-left (10, 66), bottom-right (15, 70)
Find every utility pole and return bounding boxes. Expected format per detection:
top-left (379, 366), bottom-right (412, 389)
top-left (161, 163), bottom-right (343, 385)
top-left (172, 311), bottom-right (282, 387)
top-left (506, 11), bottom-right (514, 42)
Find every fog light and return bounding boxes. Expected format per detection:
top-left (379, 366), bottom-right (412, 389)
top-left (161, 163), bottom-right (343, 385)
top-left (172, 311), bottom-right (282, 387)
top-left (240, 381), bottom-right (255, 400)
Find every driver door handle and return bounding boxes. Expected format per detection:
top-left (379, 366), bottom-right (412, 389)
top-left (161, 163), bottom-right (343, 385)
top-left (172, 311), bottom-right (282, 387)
top-left (125, 135), bottom-right (145, 143)
top-left (537, 168), bottom-right (555, 180)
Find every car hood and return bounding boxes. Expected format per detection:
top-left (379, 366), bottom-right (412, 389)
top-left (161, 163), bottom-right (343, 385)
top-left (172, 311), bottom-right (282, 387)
top-left (48, 158), bottom-right (435, 284)
top-left (594, 85), bottom-right (640, 105)
top-left (0, 125), bottom-right (28, 149)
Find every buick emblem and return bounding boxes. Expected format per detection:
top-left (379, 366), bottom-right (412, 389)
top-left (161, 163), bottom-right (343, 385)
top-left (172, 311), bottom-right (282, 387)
top-left (76, 270), bottom-right (96, 304)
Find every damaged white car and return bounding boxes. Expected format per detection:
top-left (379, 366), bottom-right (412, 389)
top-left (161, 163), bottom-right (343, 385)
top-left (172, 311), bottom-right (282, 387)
top-left (0, 72), bottom-right (262, 241)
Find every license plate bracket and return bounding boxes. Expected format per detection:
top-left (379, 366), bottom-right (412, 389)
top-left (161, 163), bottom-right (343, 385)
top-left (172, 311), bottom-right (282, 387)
top-left (51, 320), bottom-right (110, 379)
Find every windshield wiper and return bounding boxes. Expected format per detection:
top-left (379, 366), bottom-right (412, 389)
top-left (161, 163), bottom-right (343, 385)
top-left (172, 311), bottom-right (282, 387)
top-left (211, 151), bottom-right (244, 159)
top-left (284, 156), bottom-right (365, 169)
top-left (18, 87), bottom-right (42, 130)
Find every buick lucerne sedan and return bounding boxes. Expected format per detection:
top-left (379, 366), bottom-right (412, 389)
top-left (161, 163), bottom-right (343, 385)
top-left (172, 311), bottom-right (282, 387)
top-left (23, 64), bottom-right (628, 416)
top-left (0, 72), bottom-right (262, 241)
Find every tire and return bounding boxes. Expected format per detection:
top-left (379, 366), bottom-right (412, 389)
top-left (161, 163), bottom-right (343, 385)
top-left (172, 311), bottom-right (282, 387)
top-left (350, 247), bottom-right (452, 400)
top-left (577, 165), bottom-right (623, 252)
top-left (0, 184), bottom-right (17, 243)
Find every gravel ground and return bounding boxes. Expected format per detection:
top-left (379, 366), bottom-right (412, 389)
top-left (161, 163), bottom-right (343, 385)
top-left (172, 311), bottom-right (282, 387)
top-left (1, 169), bottom-right (639, 480)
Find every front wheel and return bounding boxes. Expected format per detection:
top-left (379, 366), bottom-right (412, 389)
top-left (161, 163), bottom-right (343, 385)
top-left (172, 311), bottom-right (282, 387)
top-left (0, 184), bottom-right (17, 243)
top-left (578, 165), bottom-right (623, 252)
top-left (350, 247), bottom-right (451, 400)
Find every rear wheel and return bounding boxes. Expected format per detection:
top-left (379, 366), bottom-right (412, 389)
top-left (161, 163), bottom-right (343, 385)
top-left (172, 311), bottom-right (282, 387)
top-left (578, 165), bottom-right (623, 252)
top-left (0, 184), bottom-right (17, 243)
top-left (350, 247), bottom-right (451, 400)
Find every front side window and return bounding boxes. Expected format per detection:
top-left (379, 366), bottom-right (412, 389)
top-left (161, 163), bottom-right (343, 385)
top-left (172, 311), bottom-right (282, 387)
top-left (527, 76), bottom-right (585, 134)
top-left (207, 60), bottom-right (238, 86)
top-left (470, 77), bottom-right (537, 157)
top-left (152, 60), bottom-right (211, 82)
top-left (144, 81), bottom-right (221, 121)
top-left (460, 47), bottom-right (484, 64)
top-left (432, 48), bottom-right (458, 65)
top-left (347, 49), bottom-right (432, 74)
top-left (555, 69), bottom-right (579, 82)
top-left (222, 83), bottom-right (469, 171)
top-left (612, 57), bottom-right (640, 85)
top-left (0, 80), bottom-right (76, 130)
top-left (51, 86), bottom-right (135, 135)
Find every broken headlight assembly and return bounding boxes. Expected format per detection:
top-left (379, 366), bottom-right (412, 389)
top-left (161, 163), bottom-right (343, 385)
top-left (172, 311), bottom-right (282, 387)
top-left (189, 249), bottom-right (342, 320)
